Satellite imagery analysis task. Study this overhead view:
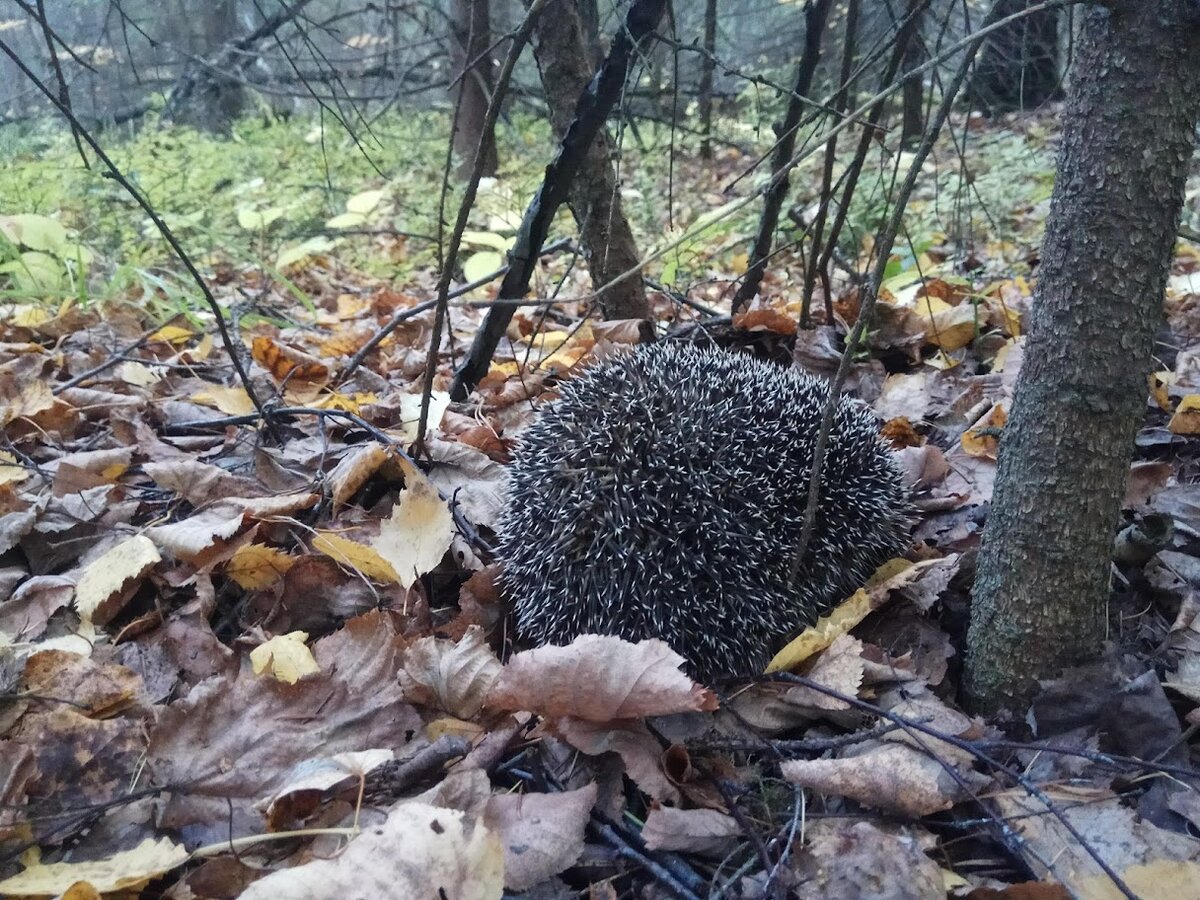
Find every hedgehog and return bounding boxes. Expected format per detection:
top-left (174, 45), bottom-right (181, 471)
top-left (496, 341), bottom-right (912, 683)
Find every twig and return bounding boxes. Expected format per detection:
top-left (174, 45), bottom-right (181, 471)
top-left (52, 315), bottom-right (185, 395)
top-left (416, 0), bottom-right (552, 458)
top-left (340, 237), bottom-right (573, 378)
top-left (787, 0), bottom-right (994, 587)
top-left (161, 405), bottom-right (490, 554)
top-left (772, 672), bottom-right (1137, 900)
top-left (0, 36), bottom-right (277, 440)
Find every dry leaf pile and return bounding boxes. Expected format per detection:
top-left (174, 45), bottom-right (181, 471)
top-left (2, 237), bottom-right (1200, 899)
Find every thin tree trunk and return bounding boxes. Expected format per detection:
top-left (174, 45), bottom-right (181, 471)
top-left (900, 20), bottom-right (925, 148)
top-left (698, 0), bottom-right (717, 160)
top-left (966, 1), bottom-right (1200, 712)
top-left (733, 0), bottom-right (833, 313)
top-left (529, 0), bottom-right (648, 321)
top-left (450, 0), bottom-right (497, 180)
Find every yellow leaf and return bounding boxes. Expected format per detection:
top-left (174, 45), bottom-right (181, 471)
top-left (226, 543), bottom-right (295, 589)
top-left (150, 324), bottom-right (193, 344)
top-left (1150, 371), bottom-right (1174, 412)
top-left (0, 837), bottom-right (188, 895)
top-left (372, 459), bottom-right (454, 589)
top-left (313, 531), bottom-right (399, 583)
top-left (117, 361), bottom-right (161, 387)
top-left (1169, 394), bottom-right (1200, 435)
top-left (192, 386), bottom-right (255, 416)
top-left (766, 589), bottom-right (872, 673)
top-left (0, 451), bottom-right (28, 484)
top-left (250, 631), bottom-right (320, 684)
top-left (74, 535), bottom-right (161, 627)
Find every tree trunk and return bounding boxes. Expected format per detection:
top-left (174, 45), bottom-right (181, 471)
top-left (450, 0), bottom-right (497, 180)
top-left (965, 1), bottom-right (1200, 712)
top-left (698, 0), bottom-right (717, 160)
top-left (968, 0), bottom-right (1061, 114)
top-left (899, 21), bottom-right (925, 148)
top-left (530, 0), bottom-right (649, 321)
top-left (733, 0), bottom-right (833, 313)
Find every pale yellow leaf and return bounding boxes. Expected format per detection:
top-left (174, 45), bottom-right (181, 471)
top-left (313, 532), bottom-right (399, 583)
top-left (250, 631), bottom-right (320, 684)
top-left (0, 837), bottom-right (188, 895)
top-left (225, 543), bottom-right (295, 589)
top-left (372, 460), bottom-right (454, 588)
top-left (74, 535), bottom-right (161, 627)
top-left (192, 385), bottom-right (255, 416)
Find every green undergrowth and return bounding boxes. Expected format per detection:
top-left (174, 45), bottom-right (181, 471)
top-left (0, 106), bottom-right (1059, 321)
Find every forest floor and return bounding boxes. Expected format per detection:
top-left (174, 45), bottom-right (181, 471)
top-left (2, 107), bottom-right (1200, 898)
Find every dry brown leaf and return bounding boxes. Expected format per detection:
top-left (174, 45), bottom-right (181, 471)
top-left (791, 820), bottom-right (943, 900)
top-left (20, 650), bottom-right (142, 718)
top-left (641, 807), bottom-right (740, 856)
top-left (251, 335), bottom-right (329, 386)
top-left (489, 636), bottom-right (717, 721)
top-left (144, 459), bottom-right (264, 505)
top-left (399, 626), bottom-right (502, 719)
top-left (553, 717), bottom-right (681, 803)
top-left (238, 801), bottom-right (503, 900)
top-left (993, 786), bottom-right (1200, 890)
top-left (149, 611), bottom-right (422, 832)
top-left (483, 783), bottom-right (597, 891)
top-left (780, 741), bottom-right (984, 817)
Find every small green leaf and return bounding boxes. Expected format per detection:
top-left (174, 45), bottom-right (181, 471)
top-left (463, 250), bottom-right (503, 283)
top-left (461, 230), bottom-right (513, 252)
top-left (325, 212), bottom-right (367, 229)
top-left (345, 189), bottom-right (385, 215)
top-left (276, 236), bottom-right (336, 269)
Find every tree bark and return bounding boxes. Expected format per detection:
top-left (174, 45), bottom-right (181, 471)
top-left (968, 0), bottom-right (1060, 114)
top-left (965, 1), bottom-right (1200, 712)
top-left (698, 0), bottom-right (717, 160)
top-left (733, 0), bottom-right (833, 313)
top-left (530, 0), bottom-right (648, 320)
top-left (450, 0), bottom-right (498, 180)
top-left (899, 18), bottom-right (925, 148)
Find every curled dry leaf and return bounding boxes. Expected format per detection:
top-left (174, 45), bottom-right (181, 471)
top-left (327, 441), bottom-right (391, 507)
top-left (780, 741), bottom-right (986, 818)
top-left (73, 534), bottom-right (160, 627)
top-left (399, 625), bottom-right (502, 719)
top-left (249, 631), bottom-right (320, 684)
top-left (483, 783), bottom-right (597, 891)
top-left (553, 717), bottom-right (681, 804)
top-left (488, 635), bottom-right (717, 722)
top-left (263, 748), bottom-right (395, 831)
top-left (238, 802), bottom-right (503, 900)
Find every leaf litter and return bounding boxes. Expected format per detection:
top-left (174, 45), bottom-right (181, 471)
top-left (3, 124), bottom-right (1200, 900)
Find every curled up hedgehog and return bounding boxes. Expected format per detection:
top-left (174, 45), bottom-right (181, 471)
top-left (496, 342), bottom-right (913, 683)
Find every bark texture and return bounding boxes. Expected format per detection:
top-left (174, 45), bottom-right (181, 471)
top-left (530, 0), bottom-right (648, 320)
top-left (966, 1), bottom-right (1200, 711)
top-left (450, 0), bottom-right (498, 180)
